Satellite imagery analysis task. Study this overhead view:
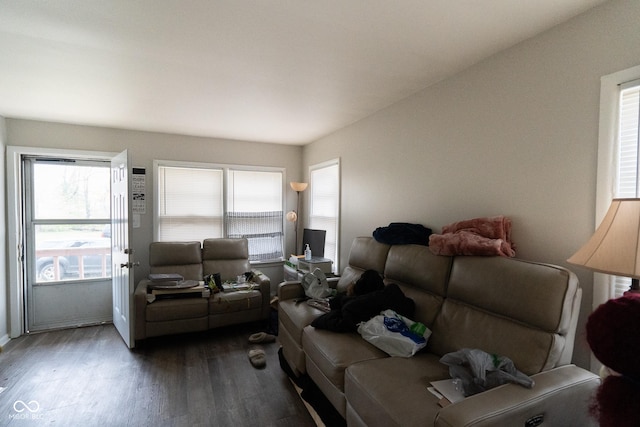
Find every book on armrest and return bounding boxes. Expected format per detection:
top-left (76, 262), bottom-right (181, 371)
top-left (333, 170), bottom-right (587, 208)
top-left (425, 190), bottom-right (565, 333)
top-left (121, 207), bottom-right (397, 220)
top-left (429, 379), bottom-right (466, 407)
top-left (151, 283), bottom-right (206, 296)
top-left (147, 283), bottom-right (209, 303)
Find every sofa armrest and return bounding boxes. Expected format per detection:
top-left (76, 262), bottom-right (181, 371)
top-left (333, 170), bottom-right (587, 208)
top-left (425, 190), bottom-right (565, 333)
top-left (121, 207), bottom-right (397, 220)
top-left (134, 279), bottom-right (150, 341)
top-left (250, 270), bottom-right (271, 318)
top-left (278, 281), bottom-right (306, 301)
top-left (251, 269), bottom-right (270, 286)
top-left (327, 277), bottom-right (340, 287)
top-left (278, 277), bottom-right (341, 301)
top-left (434, 365), bottom-right (600, 427)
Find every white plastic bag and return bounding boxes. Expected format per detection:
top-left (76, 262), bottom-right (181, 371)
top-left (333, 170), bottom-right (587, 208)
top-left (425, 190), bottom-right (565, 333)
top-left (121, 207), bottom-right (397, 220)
top-left (357, 309), bottom-right (431, 357)
top-left (439, 348), bottom-right (534, 396)
top-left (302, 268), bottom-right (334, 299)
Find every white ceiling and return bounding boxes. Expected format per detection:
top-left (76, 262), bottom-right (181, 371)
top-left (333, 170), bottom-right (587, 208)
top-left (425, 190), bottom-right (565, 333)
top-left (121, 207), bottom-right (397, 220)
top-left (0, 0), bottom-right (608, 145)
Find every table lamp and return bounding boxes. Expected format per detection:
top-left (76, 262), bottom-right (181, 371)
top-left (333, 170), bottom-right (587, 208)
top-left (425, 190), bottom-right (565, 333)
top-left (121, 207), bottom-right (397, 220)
top-left (567, 198), bottom-right (640, 292)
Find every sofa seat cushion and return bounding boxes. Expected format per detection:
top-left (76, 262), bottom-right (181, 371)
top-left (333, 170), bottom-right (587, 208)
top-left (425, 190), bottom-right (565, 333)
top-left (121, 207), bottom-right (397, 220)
top-left (146, 297), bottom-right (209, 322)
top-left (202, 238), bottom-right (251, 281)
top-left (429, 300), bottom-right (559, 376)
top-left (279, 299), bottom-right (325, 346)
top-left (345, 353), bottom-right (449, 427)
top-left (429, 256), bottom-right (579, 375)
top-left (209, 290), bottom-right (262, 314)
top-left (336, 237), bottom-right (391, 293)
top-left (148, 241), bottom-right (203, 281)
top-left (302, 326), bottom-right (388, 392)
top-left (383, 244), bottom-right (452, 327)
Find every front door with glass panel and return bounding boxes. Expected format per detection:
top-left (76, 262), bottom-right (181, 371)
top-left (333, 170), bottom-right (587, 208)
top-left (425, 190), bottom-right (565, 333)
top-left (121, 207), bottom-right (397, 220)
top-left (24, 157), bottom-right (112, 332)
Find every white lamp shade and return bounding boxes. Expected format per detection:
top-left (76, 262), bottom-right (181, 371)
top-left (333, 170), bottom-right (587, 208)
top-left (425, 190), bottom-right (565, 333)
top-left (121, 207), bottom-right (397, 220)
top-left (568, 198), bottom-right (640, 278)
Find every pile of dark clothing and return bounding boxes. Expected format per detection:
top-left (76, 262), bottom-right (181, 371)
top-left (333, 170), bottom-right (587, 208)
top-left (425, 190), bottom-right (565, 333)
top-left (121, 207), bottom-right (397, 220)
top-left (311, 269), bottom-right (415, 333)
top-left (373, 222), bottom-right (432, 246)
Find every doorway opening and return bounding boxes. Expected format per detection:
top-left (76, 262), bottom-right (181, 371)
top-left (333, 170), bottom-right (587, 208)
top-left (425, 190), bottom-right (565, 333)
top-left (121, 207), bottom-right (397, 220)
top-left (23, 156), bottom-right (112, 332)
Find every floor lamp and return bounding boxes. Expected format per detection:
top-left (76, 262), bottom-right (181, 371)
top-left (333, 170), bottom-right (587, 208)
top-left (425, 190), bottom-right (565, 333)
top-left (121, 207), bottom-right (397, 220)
top-left (287, 181), bottom-right (308, 255)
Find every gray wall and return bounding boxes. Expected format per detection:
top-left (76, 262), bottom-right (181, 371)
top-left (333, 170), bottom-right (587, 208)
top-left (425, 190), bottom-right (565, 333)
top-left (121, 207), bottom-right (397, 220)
top-left (302, 0), bottom-right (640, 369)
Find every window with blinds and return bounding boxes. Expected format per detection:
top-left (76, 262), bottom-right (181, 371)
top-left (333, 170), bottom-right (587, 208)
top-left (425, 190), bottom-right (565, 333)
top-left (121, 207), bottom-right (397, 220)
top-left (613, 81), bottom-right (640, 296)
top-left (309, 160), bottom-right (340, 272)
top-left (157, 166), bottom-right (224, 241)
top-left (226, 170), bottom-right (283, 261)
top-left (156, 164), bottom-right (284, 262)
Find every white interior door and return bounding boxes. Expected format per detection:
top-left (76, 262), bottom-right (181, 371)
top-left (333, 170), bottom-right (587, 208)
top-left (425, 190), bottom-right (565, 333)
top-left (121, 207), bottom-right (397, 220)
top-left (111, 150), bottom-right (135, 348)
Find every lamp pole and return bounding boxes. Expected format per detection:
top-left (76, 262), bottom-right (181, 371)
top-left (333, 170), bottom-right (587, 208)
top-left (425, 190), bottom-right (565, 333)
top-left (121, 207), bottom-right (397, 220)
top-left (289, 182), bottom-right (308, 255)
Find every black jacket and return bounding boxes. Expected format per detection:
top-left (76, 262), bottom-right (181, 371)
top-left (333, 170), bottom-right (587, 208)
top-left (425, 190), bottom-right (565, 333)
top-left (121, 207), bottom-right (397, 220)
top-left (311, 283), bottom-right (415, 333)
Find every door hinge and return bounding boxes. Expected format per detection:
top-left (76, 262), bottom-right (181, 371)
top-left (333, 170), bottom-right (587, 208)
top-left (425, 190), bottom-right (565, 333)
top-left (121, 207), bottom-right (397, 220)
top-left (120, 262), bottom-right (140, 269)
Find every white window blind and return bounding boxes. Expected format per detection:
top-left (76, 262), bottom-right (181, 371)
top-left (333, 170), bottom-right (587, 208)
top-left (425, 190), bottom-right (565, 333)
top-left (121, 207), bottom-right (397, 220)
top-left (156, 164), bottom-right (284, 261)
top-left (613, 81), bottom-right (640, 296)
top-left (616, 82), bottom-right (640, 197)
top-left (157, 166), bottom-right (223, 241)
top-left (309, 160), bottom-right (340, 272)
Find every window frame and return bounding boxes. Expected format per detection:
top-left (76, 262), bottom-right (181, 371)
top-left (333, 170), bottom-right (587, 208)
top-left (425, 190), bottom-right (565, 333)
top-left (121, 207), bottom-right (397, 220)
top-left (25, 156), bottom-right (112, 283)
top-left (153, 159), bottom-right (286, 262)
top-left (156, 163), bottom-right (225, 241)
top-left (595, 65), bottom-right (640, 306)
top-left (6, 146), bottom-right (117, 339)
top-left (309, 158), bottom-right (340, 273)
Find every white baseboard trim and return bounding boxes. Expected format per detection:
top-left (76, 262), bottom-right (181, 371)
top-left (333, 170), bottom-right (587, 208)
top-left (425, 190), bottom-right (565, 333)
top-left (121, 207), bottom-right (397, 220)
top-left (0, 333), bottom-right (10, 350)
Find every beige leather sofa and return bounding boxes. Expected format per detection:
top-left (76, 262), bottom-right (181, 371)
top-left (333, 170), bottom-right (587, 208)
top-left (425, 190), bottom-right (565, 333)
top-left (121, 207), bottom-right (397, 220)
top-left (134, 238), bottom-right (270, 341)
top-left (278, 237), bottom-right (600, 426)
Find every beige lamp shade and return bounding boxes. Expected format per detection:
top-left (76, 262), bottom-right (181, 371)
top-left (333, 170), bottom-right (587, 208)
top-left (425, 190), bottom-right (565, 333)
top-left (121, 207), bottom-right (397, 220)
top-left (567, 198), bottom-right (640, 279)
top-left (290, 182), bottom-right (308, 192)
top-left (286, 211), bottom-right (298, 222)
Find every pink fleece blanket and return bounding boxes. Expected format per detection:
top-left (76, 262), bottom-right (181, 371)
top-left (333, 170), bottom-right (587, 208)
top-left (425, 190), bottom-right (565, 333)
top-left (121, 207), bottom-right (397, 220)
top-left (429, 216), bottom-right (516, 257)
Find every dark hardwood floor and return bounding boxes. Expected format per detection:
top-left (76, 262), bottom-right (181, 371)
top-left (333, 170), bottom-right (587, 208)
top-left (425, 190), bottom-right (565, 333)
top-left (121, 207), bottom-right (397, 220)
top-left (0, 323), bottom-right (315, 427)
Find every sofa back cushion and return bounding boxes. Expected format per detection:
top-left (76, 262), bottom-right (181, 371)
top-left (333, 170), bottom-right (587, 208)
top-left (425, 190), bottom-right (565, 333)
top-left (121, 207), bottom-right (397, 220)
top-left (429, 256), bottom-right (580, 376)
top-left (202, 238), bottom-right (251, 281)
top-left (149, 241), bottom-right (203, 281)
top-left (337, 237), bottom-right (391, 293)
top-left (383, 244), bottom-right (452, 327)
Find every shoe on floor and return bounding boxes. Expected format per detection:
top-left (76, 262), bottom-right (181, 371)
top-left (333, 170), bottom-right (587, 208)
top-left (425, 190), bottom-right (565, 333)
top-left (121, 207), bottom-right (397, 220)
top-left (249, 332), bottom-right (276, 344)
top-left (248, 348), bottom-right (266, 369)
